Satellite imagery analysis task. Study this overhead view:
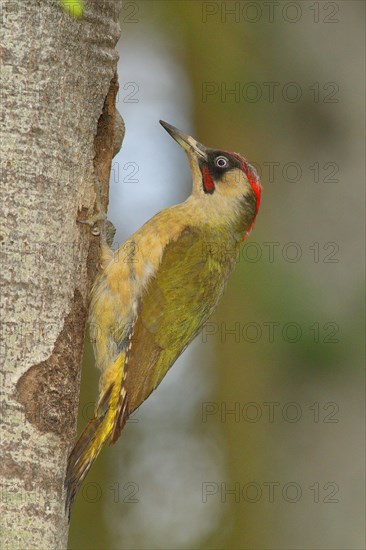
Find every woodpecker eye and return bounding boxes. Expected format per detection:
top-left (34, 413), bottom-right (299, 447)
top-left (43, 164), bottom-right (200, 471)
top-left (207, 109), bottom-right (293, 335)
top-left (215, 156), bottom-right (229, 168)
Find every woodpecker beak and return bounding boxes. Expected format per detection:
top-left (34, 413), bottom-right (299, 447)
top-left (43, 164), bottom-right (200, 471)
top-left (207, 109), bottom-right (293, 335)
top-left (160, 120), bottom-right (207, 160)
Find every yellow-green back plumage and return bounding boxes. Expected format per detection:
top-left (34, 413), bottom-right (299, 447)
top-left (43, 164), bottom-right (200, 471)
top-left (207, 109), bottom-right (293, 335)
top-left (120, 224), bottom-right (240, 419)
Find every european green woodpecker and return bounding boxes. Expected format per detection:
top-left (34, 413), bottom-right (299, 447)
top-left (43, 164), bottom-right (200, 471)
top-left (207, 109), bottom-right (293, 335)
top-left (65, 120), bottom-right (262, 513)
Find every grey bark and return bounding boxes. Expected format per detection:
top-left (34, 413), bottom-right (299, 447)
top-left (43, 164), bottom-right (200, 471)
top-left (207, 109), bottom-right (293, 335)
top-left (0, 1), bottom-right (122, 548)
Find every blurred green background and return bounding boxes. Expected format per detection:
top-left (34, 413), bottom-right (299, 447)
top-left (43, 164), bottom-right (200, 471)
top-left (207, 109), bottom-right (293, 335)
top-left (69, 1), bottom-right (365, 548)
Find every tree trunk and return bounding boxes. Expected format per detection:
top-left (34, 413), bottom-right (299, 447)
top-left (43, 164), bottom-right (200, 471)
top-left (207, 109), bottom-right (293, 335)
top-left (0, 1), bottom-right (122, 547)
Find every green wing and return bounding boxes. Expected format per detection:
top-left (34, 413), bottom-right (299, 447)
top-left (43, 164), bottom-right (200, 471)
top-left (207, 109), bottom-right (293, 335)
top-left (122, 226), bottom-right (237, 416)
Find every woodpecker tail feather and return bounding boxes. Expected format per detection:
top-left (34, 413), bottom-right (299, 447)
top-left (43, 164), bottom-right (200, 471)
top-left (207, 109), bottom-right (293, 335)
top-left (65, 354), bottom-right (126, 518)
top-left (110, 387), bottom-right (129, 444)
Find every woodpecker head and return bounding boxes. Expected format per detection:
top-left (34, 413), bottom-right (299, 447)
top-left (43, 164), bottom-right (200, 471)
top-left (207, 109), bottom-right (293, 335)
top-left (160, 120), bottom-right (261, 237)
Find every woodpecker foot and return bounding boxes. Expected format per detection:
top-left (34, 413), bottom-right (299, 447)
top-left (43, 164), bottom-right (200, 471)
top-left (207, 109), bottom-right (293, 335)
top-left (78, 177), bottom-right (109, 240)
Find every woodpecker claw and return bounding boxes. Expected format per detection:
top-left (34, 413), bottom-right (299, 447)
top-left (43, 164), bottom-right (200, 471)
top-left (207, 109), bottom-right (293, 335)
top-left (78, 176), bottom-right (109, 241)
top-left (77, 212), bottom-right (107, 231)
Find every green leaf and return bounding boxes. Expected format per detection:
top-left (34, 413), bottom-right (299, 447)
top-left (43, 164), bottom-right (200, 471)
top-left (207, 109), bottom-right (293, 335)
top-left (60, 0), bottom-right (84, 18)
